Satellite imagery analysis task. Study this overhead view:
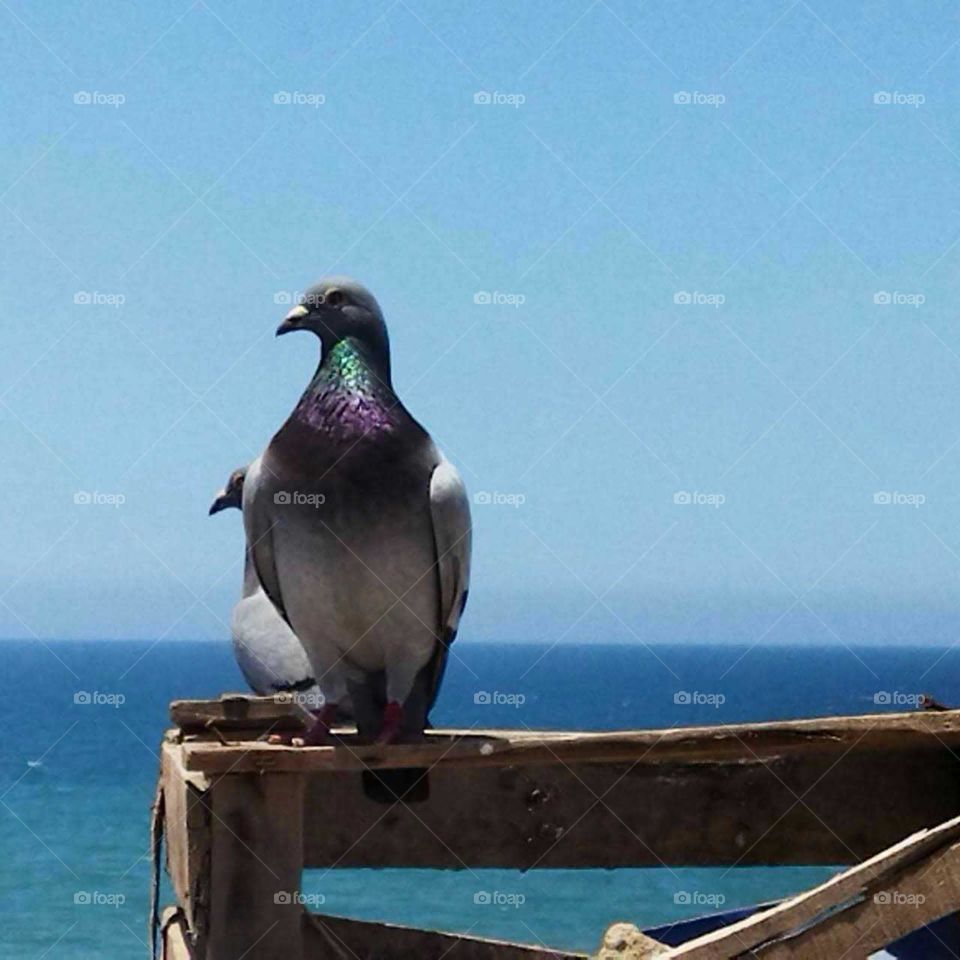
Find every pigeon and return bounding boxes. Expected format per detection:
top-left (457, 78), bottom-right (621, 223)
top-left (209, 464), bottom-right (329, 711)
top-left (243, 277), bottom-right (471, 744)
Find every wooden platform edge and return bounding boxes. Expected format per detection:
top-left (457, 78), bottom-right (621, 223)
top-left (171, 693), bottom-right (312, 733)
top-left (175, 707), bottom-right (960, 774)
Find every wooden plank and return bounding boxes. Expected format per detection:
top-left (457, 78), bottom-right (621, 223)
top-left (151, 778), bottom-right (163, 960)
top-left (161, 711), bottom-right (960, 870)
top-left (297, 741), bottom-right (960, 868)
top-left (206, 772), bottom-right (306, 960)
top-left (178, 709), bottom-right (960, 774)
top-left (160, 741), bottom-right (211, 946)
top-left (752, 845), bottom-right (960, 958)
top-left (661, 813), bottom-right (960, 958)
top-left (171, 694), bottom-right (312, 734)
top-left (160, 907), bottom-right (194, 960)
top-left (302, 911), bottom-right (586, 959)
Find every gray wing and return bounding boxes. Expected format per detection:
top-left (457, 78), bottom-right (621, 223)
top-left (241, 455), bottom-right (290, 625)
top-left (425, 455), bottom-right (472, 709)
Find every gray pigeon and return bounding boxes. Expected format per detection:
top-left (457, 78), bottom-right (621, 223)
top-left (244, 277), bottom-right (471, 744)
top-left (209, 464), bottom-right (329, 711)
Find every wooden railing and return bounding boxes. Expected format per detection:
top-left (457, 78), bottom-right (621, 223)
top-left (156, 697), bottom-right (960, 959)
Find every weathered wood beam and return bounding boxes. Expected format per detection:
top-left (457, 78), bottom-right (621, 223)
top-left (160, 741), bottom-right (211, 947)
top-left (206, 772), bottom-right (306, 960)
top-left (303, 911), bottom-right (586, 959)
top-left (177, 709), bottom-right (960, 774)
top-left (160, 907), bottom-right (193, 960)
top-left (660, 813), bottom-right (960, 959)
top-left (297, 741), bottom-right (960, 868)
top-left (171, 694), bottom-right (312, 735)
top-left (163, 710), bottom-right (960, 868)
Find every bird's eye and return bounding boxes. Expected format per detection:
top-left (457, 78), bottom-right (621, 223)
top-left (326, 289), bottom-right (344, 307)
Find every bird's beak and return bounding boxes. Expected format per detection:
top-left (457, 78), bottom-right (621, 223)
top-left (208, 490), bottom-right (230, 516)
top-left (276, 303), bottom-right (309, 337)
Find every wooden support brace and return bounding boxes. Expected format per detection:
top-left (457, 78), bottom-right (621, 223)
top-left (206, 771), bottom-right (305, 960)
top-left (161, 741), bottom-right (211, 948)
top-left (304, 912), bottom-right (587, 959)
top-left (660, 813), bottom-right (960, 958)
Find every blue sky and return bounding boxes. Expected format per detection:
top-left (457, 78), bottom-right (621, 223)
top-left (2, 0), bottom-right (960, 646)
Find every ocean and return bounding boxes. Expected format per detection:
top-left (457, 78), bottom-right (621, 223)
top-left (2, 639), bottom-right (958, 958)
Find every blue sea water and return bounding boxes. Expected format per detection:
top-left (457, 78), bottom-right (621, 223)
top-left (2, 639), bottom-right (959, 958)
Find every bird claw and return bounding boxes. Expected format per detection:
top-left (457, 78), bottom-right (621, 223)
top-left (295, 703), bottom-right (339, 746)
top-left (265, 730), bottom-right (314, 746)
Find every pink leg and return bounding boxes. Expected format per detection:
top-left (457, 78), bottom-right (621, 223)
top-left (300, 703), bottom-right (339, 746)
top-left (376, 701), bottom-right (404, 745)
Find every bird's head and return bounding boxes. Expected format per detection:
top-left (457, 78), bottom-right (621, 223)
top-left (208, 466), bottom-right (247, 516)
top-left (277, 277), bottom-right (387, 351)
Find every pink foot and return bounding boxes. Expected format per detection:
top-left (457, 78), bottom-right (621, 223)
top-left (375, 701), bottom-right (403, 745)
top-left (300, 703), bottom-right (339, 746)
